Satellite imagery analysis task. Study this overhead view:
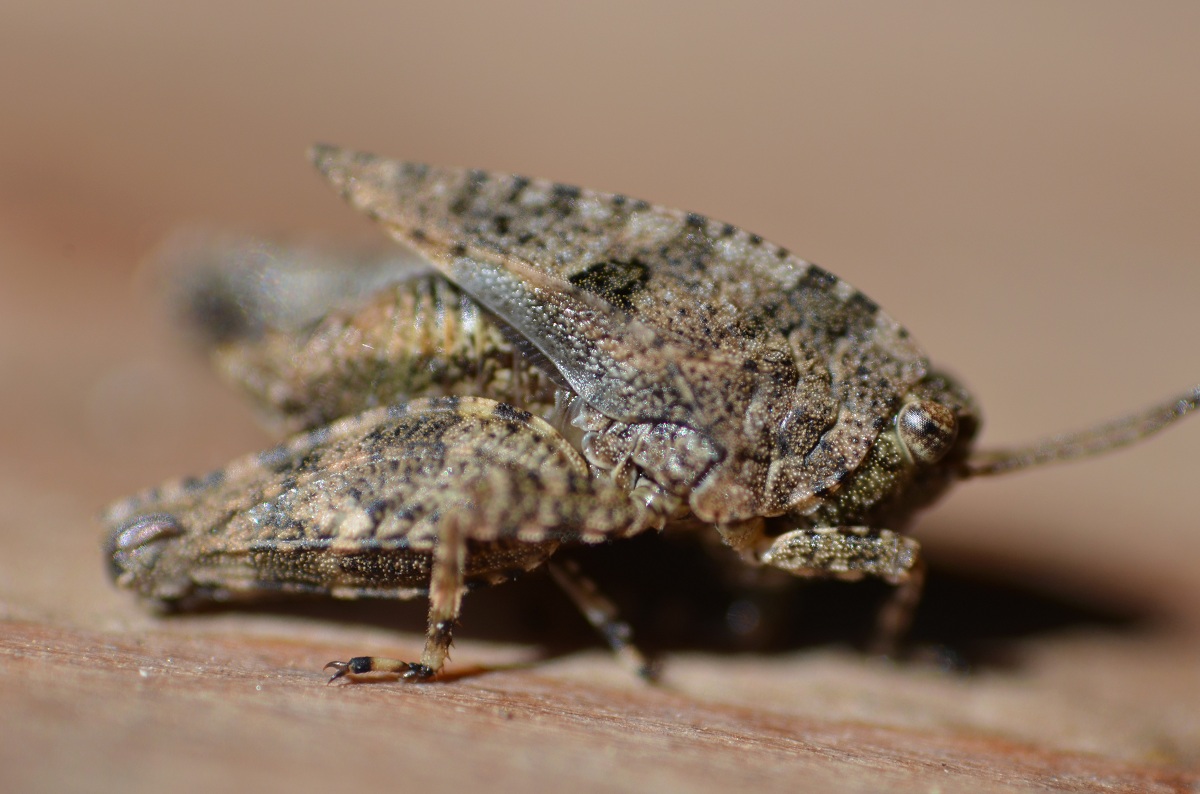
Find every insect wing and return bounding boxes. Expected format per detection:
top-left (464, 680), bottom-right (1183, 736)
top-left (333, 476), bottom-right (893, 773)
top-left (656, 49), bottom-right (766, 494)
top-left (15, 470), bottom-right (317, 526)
top-left (312, 147), bottom-right (928, 516)
top-left (104, 397), bottom-right (637, 602)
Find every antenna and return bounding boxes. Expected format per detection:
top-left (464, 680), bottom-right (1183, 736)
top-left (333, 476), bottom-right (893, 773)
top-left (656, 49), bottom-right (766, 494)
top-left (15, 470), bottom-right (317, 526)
top-left (965, 385), bottom-right (1199, 478)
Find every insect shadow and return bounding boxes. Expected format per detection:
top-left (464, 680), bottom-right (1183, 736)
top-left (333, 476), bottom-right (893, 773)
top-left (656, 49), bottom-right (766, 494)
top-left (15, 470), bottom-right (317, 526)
top-left (170, 524), bottom-right (1146, 676)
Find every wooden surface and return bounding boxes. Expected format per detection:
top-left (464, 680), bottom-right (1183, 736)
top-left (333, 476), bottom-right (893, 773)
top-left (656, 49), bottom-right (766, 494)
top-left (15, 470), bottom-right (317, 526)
top-left (3, 3), bottom-right (1200, 792)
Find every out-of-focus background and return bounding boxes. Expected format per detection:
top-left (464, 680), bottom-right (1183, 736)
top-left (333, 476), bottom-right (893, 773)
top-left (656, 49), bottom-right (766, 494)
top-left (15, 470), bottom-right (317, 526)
top-left (2, 3), bottom-right (1198, 791)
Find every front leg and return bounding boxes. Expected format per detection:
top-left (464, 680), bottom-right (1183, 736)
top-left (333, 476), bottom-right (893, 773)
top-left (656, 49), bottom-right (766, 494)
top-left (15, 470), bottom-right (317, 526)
top-left (760, 527), bottom-right (923, 655)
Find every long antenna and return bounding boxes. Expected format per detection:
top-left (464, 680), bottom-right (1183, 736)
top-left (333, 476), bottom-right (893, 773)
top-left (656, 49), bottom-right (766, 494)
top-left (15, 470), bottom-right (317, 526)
top-left (964, 385), bottom-right (1199, 478)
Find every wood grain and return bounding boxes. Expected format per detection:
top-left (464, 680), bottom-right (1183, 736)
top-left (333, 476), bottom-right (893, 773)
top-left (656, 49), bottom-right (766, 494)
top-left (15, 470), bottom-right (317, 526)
top-left (1, 237), bottom-right (1197, 793)
top-left (2, 617), bottom-right (1196, 794)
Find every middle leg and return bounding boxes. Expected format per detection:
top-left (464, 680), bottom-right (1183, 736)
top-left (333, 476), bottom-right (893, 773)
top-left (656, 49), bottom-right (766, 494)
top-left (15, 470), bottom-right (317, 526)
top-left (326, 512), bottom-right (467, 682)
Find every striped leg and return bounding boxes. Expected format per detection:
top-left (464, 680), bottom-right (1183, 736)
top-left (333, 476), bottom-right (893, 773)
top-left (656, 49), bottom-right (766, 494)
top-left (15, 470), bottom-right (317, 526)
top-left (548, 559), bottom-right (657, 681)
top-left (326, 513), bottom-right (467, 683)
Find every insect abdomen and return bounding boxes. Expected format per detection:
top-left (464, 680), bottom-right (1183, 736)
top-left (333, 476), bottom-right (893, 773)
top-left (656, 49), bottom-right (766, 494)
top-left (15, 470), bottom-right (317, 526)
top-left (172, 535), bottom-right (557, 600)
top-left (212, 274), bottom-right (561, 432)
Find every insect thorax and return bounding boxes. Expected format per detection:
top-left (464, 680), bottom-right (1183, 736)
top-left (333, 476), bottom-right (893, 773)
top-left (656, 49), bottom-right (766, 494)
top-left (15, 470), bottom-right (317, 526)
top-left (555, 364), bottom-right (979, 551)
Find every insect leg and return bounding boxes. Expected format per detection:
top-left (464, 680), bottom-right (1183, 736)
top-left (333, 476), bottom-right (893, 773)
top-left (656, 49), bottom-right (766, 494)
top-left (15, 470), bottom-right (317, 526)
top-left (759, 527), bottom-right (923, 653)
top-left (326, 511), bottom-right (467, 683)
top-left (547, 559), bottom-right (658, 681)
top-left (866, 555), bottom-right (926, 657)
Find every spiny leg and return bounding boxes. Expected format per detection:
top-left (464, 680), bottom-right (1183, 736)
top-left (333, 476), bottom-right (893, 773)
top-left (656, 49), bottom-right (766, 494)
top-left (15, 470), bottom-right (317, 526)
top-left (547, 559), bottom-right (658, 681)
top-left (326, 513), bottom-right (467, 683)
top-left (760, 527), bottom-right (924, 656)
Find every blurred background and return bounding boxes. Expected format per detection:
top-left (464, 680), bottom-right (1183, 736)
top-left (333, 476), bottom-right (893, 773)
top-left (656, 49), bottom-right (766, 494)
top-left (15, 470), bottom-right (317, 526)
top-left (2, 1), bottom-right (1199, 788)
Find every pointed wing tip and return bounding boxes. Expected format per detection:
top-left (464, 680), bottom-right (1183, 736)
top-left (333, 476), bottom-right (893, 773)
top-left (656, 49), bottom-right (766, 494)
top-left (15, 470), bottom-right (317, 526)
top-left (307, 142), bottom-right (342, 169)
top-left (308, 143), bottom-right (370, 190)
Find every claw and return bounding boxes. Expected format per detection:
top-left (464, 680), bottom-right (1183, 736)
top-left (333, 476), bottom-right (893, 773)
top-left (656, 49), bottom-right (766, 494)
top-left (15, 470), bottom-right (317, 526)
top-left (401, 663), bottom-right (435, 681)
top-left (323, 659), bottom-right (352, 684)
top-left (323, 656), bottom-right (373, 684)
top-left (636, 660), bottom-right (662, 684)
top-left (323, 657), bottom-right (435, 683)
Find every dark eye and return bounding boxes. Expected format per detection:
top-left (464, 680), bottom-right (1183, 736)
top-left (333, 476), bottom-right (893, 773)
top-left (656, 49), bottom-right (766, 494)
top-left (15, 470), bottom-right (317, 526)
top-left (896, 401), bottom-right (958, 464)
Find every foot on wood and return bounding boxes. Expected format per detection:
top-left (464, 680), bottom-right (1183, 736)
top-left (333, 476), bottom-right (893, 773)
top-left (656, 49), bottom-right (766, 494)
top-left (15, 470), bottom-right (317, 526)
top-left (324, 657), bottom-right (435, 683)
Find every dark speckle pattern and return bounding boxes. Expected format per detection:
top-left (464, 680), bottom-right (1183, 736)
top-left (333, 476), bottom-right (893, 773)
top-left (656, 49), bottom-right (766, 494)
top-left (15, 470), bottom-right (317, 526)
top-left (310, 146), bottom-right (929, 521)
top-left (103, 146), bottom-right (1199, 681)
top-left (101, 147), bottom-right (978, 679)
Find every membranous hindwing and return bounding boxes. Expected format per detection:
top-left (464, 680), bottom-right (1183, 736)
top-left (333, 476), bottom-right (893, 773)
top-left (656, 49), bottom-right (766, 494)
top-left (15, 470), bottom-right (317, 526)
top-left (311, 147), bottom-right (940, 544)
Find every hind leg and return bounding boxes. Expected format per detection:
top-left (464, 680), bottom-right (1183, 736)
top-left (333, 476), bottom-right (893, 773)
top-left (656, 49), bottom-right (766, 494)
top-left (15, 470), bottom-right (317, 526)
top-left (548, 559), bottom-right (658, 681)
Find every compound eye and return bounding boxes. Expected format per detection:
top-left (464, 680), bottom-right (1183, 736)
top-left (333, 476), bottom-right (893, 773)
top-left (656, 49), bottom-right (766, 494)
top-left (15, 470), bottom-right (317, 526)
top-left (896, 400), bottom-right (958, 464)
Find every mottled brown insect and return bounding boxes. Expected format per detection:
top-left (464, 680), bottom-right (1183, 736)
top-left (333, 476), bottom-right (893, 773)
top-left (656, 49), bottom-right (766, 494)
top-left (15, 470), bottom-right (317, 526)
top-left (104, 146), bottom-right (1199, 682)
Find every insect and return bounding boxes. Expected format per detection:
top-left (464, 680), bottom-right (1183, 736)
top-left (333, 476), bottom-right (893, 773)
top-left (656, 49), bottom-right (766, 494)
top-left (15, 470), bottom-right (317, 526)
top-left (104, 145), bottom-right (1199, 683)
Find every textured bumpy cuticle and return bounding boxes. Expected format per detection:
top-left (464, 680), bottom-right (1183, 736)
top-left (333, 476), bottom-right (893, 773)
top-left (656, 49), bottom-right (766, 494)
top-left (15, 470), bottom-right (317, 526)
top-left (214, 274), bottom-right (561, 434)
top-left (101, 146), bottom-right (1198, 681)
top-left (308, 146), bottom-right (934, 525)
top-left (104, 397), bottom-right (637, 604)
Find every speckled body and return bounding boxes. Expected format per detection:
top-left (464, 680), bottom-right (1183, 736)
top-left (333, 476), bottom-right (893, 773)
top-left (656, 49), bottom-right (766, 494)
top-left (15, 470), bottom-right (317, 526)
top-left (307, 149), bottom-right (979, 540)
top-left (108, 146), bottom-right (1101, 680)
top-left (212, 272), bottom-right (562, 434)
